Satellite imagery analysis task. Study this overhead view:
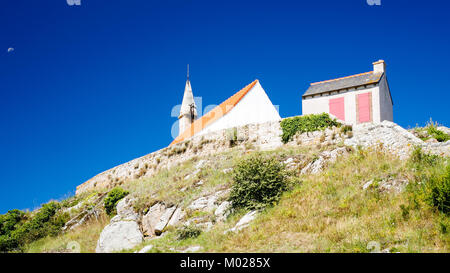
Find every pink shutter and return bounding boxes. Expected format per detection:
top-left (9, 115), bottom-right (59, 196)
top-left (329, 97), bottom-right (345, 121)
top-left (357, 92), bottom-right (372, 123)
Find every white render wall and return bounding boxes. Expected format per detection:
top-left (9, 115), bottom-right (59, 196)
top-left (197, 81), bottom-right (281, 136)
top-left (302, 85), bottom-right (382, 124)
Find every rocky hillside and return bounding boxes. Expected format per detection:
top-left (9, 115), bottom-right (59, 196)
top-left (2, 114), bottom-right (449, 253)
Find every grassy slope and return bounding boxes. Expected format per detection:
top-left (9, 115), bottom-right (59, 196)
top-left (25, 145), bottom-right (450, 253)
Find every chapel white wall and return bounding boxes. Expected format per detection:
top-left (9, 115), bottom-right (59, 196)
top-left (197, 82), bottom-right (281, 136)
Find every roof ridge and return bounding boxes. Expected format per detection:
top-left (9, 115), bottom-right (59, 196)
top-left (310, 71), bottom-right (373, 86)
top-left (170, 79), bottom-right (259, 146)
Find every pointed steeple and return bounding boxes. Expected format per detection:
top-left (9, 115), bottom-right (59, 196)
top-left (178, 65), bottom-right (198, 135)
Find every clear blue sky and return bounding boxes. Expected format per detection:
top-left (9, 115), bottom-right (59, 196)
top-left (0, 0), bottom-right (449, 213)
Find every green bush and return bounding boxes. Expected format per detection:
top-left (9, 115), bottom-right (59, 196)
top-left (409, 146), bottom-right (440, 168)
top-left (0, 201), bottom-right (68, 252)
top-left (104, 187), bottom-right (129, 216)
top-left (423, 164), bottom-right (450, 214)
top-left (280, 113), bottom-right (341, 143)
top-left (176, 225), bottom-right (202, 240)
top-left (427, 124), bottom-right (450, 142)
top-left (229, 154), bottom-right (289, 210)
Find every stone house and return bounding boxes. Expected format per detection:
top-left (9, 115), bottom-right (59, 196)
top-left (301, 60), bottom-right (393, 124)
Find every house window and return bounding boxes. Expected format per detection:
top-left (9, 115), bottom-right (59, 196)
top-left (329, 97), bottom-right (345, 121)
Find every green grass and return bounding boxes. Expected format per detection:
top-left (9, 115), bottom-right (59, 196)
top-left (22, 144), bottom-right (450, 253)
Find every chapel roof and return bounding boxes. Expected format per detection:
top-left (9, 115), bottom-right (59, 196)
top-left (170, 79), bottom-right (259, 146)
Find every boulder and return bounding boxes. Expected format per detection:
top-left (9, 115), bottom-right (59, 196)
top-left (96, 221), bottom-right (143, 253)
top-left (116, 197), bottom-right (139, 221)
top-left (362, 180), bottom-right (374, 190)
top-left (226, 210), bottom-right (258, 233)
top-left (137, 245), bottom-right (154, 253)
top-left (142, 203), bottom-right (166, 236)
top-left (215, 201), bottom-right (231, 220)
top-left (188, 190), bottom-right (228, 212)
top-left (301, 147), bottom-right (347, 174)
top-left (167, 207), bottom-right (185, 227)
top-left (183, 246), bottom-right (203, 253)
top-left (154, 206), bottom-right (177, 235)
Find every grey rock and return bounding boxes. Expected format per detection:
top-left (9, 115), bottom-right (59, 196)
top-left (96, 221), bottom-right (143, 253)
top-left (137, 245), bottom-right (154, 253)
top-left (362, 180), bottom-right (374, 190)
top-left (183, 246), bottom-right (203, 253)
top-left (226, 210), bottom-right (258, 233)
top-left (116, 197), bottom-right (139, 221)
top-left (167, 207), bottom-right (186, 228)
top-left (142, 203), bottom-right (166, 236)
top-left (215, 201), bottom-right (231, 220)
top-left (154, 206), bottom-right (177, 235)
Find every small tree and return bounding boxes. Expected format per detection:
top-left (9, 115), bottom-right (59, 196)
top-left (104, 187), bottom-right (129, 216)
top-left (229, 154), bottom-right (288, 210)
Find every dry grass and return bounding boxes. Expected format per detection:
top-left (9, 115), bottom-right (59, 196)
top-left (25, 214), bottom-right (109, 253)
top-left (199, 147), bottom-right (449, 253)
top-left (24, 145), bottom-right (449, 253)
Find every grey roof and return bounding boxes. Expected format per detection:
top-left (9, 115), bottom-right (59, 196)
top-left (302, 72), bottom-right (384, 98)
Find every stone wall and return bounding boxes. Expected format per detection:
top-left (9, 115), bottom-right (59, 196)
top-left (76, 119), bottom-right (449, 195)
top-left (76, 120), bottom-right (285, 194)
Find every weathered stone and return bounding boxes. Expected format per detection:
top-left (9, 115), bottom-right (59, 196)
top-left (215, 201), bottom-right (231, 219)
top-left (183, 246), bottom-right (203, 253)
top-left (154, 206), bottom-right (177, 235)
top-left (167, 207), bottom-right (185, 228)
top-left (301, 147), bottom-right (347, 174)
top-left (137, 245), bottom-right (154, 253)
top-left (142, 203), bottom-right (166, 236)
top-left (226, 210), bottom-right (258, 233)
top-left (362, 180), bottom-right (374, 190)
top-left (196, 221), bottom-right (213, 232)
top-left (116, 197), bottom-right (139, 221)
top-left (96, 221), bottom-right (143, 253)
top-left (283, 158), bottom-right (294, 164)
top-left (222, 168), bottom-right (233, 174)
top-left (76, 120), bottom-right (283, 194)
top-left (379, 179), bottom-right (409, 193)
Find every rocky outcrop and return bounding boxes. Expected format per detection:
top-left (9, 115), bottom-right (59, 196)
top-left (95, 197), bottom-right (143, 253)
top-left (226, 210), bottom-right (258, 233)
top-left (215, 201), bottom-right (231, 221)
top-left (362, 178), bottom-right (409, 193)
top-left (345, 121), bottom-right (450, 159)
top-left (63, 193), bottom-right (106, 231)
top-left (96, 221), bottom-right (143, 253)
top-left (301, 147), bottom-right (349, 174)
top-left (188, 190), bottom-right (230, 212)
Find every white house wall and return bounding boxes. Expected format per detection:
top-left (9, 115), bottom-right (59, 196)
top-left (302, 85), bottom-right (381, 124)
top-left (197, 81), bottom-right (281, 136)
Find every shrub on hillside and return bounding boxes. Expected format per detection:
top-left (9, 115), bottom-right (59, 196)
top-left (176, 225), bottom-right (202, 240)
top-left (423, 164), bottom-right (450, 214)
top-left (427, 124), bottom-right (450, 142)
top-left (104, 187), bottom-right (129, 216)
top-left (280, 113), bottom-right (341, 143)
top-left (229, 154), bottom-right (288, 210)
top-left (409, 146), bottom-right (440, 168)
top-left (408, 146), bottom-right (449, 215)
top-left (0, 202), bottom-right (69, 252)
